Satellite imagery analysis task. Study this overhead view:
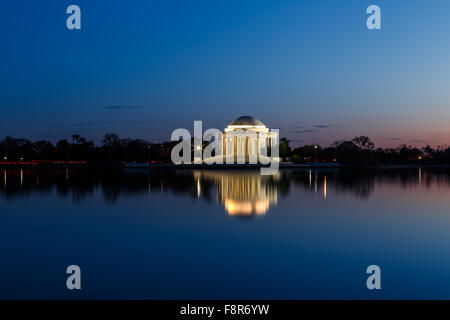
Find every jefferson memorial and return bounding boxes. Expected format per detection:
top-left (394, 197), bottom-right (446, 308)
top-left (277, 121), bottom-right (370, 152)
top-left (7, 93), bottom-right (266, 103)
top-left (215, 116), bottom-right (278, 163)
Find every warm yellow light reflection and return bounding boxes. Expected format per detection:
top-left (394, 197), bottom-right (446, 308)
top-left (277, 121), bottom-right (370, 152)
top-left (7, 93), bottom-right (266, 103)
top-left (196, 178), bottom-right (201, 198)
top-left (225, 199), bottom-right (269, 216)
top-left (196, 171), bottom-right (277, 216)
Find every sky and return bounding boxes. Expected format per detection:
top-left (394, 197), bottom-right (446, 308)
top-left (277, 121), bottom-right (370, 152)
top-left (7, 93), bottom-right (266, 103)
top-left (2, 0), bottom-right (450, 147)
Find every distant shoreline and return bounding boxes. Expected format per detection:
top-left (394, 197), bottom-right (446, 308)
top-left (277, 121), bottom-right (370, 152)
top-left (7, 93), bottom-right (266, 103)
top-left (2, 161), bottom-right (450, 170)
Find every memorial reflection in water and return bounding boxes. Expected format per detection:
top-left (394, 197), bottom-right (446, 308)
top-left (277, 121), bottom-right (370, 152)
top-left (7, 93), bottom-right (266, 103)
top-left (194, 170), bottom-right (278, 216)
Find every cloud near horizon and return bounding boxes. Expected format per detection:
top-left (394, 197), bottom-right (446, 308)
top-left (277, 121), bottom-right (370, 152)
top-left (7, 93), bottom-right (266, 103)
top-left (410, 139), bottom-right (428, 144)
top-left (314, 124), bottom-right (340, 129)
top-left (130, 120), bottom-right (153, 125)
top-left (292, 129), bottom-right (318, 134)
top-left (72, 122), bottom-right (110, 127)
top-left (291, 123), bottom-right (340, 134)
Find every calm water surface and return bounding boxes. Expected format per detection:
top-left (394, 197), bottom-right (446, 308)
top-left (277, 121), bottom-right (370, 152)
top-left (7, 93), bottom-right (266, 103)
top-left (1, 167), bottom-right (450, 299)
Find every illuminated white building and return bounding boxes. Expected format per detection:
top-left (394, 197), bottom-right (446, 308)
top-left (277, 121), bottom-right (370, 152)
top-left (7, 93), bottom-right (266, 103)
top-left (216, 116), bottom-right (277, 163)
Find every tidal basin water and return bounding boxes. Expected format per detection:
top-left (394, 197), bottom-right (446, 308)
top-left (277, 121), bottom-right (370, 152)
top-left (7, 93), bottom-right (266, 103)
top-left (1, 167), bottom-right (450, 299)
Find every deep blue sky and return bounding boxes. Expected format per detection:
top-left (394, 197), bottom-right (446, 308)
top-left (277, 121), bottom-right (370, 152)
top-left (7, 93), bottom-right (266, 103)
top-left (2, 0), bottom-right (450, 147)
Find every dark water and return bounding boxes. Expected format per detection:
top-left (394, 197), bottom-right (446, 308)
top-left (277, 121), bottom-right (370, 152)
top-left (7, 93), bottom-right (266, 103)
top-left (1, 167), bottom-right (450, 299)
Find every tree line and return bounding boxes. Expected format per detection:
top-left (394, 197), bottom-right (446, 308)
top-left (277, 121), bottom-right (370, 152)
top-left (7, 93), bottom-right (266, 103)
top-left (0, 134), bottom-right (176, 164)
top-left (1, 134), bottom-right (450, 164)
top-left (280, 136), bottom-right (450, 164)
